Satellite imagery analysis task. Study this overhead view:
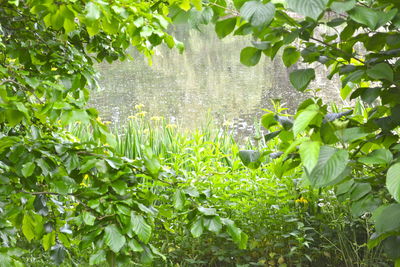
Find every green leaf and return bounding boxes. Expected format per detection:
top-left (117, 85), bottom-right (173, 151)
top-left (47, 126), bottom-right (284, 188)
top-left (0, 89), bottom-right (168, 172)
top-left (293, 104), bottom-right (319, 136)
top-left (51, 244), bottom-right (66, 265)
top-left (282, 46), bottom-right (300, 67)
top-left (287, 0), bottom-right (328, 20)
top-left (387, 163), bottom-right (400, 202)
top-left (240, 1), bottom-right (275, 27)
top-left (309, 146), bottom-right (349, 188)
top-left (367, 63), bottom-right (394, 82)
top-left (348, 7), bottom-right (380, 29)
top-left (173, 189), bottom-right (186, 210)
top-left (330, 0), bottom-right (356, 13)
top-left (358, 149), bottom-right (393, 165)
top-left (350, 183), bottom-right (371, 201)
top-left (203, 216), bottom-right (222, 233)
top-left (374, 204), bottom-right (400, 234)
top-left (335, 127), bottom-right (368, 143)
top-left (42, 232), bottom-right (56, 251)
top-left (21, 162), bottom-right (35, 177)
top-left (131, 213), bottom-right (152, 244)
top-left (198, 206), bottom-right (217, 216)
top-left (240, 47), bottom-right (262, 66)
top-left (351, 195), bottom-right (380, 217)
top-left (289, 69), bottom-right (315, 91)
top-left (215, 18), bottom-right (236, 39)
top-left (239, 150), bottom-right (261, 169)
top-left (89, 250), bottom-right (106, 265)
top-left (22, 214), bottom-right (36, 242)
top-left (190, 217), bottom-right (203, 238)
top-left (299, 141), bottom-right (320, 173)
top-left (85, 2), bottom-right (101, 21)
top-left (261, 113), bottom-right (277, 129)
top-left (82, 212), bottom-right (96, 226)
top-left (104, 225), bottom-right (126, 253)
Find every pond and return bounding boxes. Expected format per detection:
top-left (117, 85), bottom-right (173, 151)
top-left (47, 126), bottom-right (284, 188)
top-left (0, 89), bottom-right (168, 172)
top-left (90, 25), bottom-right (340, 131)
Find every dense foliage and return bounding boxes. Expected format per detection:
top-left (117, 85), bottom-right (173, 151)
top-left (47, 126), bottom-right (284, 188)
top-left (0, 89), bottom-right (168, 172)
top-left (3, 0), bottom-right (400, 265)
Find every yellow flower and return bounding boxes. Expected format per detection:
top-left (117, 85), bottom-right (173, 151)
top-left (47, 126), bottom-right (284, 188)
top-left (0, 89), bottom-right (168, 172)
top-left (150, 116), bottom-right (163, 121)
top-left (295, 197), bottom-right (308, 204)
top-left (128, 115), bottom-right (137, 120)
top-left (80, 182), bottom-right (88, 187)
top-left (51, 67), bottom-right (58, 71)
top-left (136, 111), bottom-right (147, 117)
top-left (96, 117), bottom-right (102, 122)
top-left (166, 124), bottom-right (177, 129)
top-left (83, 174), bottom-right (89, 180)
top-left (135, 104), bottom-right (145, 110)
top-left (104, 121), bottom-right (112, 125)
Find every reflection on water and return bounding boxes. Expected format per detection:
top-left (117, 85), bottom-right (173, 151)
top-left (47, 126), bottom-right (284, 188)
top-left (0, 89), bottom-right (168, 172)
top-left (90, 25), bottom-right (338, 131)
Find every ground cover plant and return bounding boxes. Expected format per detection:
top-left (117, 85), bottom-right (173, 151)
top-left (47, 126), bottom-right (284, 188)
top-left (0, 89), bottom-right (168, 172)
top-left (2, 0), bottom-right (400, 266)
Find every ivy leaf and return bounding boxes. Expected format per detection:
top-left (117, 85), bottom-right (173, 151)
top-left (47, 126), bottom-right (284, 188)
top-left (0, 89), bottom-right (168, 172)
top-left (387, 163), bottom-right (400, 202)
top-left (287, 0), bottom-right (328, 20)
top-left (293, 104), bottom-right (319, 136)
top-left (366, 63), bottom-right (394, 82)
top-left (131, 213), bottom-right (152, 244)
top-left (240, 1), bottom-right (275, 27)
top-left (289, 69), bottom-right (315, 91)
top-left (240, 47), bottom-right (262, 66)
top-left (190, 217), bottom-right (203, 238)
top-left (282, 46), bottom-right (300, 67)
top-left (309, 146), bottom-right (349, 188)
top-left (104, 225), bottom-right (126, 253)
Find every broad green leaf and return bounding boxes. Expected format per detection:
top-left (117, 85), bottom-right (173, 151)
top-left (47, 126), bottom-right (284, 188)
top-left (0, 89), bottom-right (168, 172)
top-left (22, 214), bottom-right (36, 242)
top-left (240, 1), bottom-right (275, 27)
top-left (350, 183), bottom-right (371, 201)
top-left (227, 223), bottom-right (242, 245)
top-left (335, 127), bottom-right (368, 143)
top-left (351, 195), bottom-right (381, 217)
top-left (104, 225), bottom-right (126, 253)
top-left (348, 7), bottom-right (380, 29)
top-left (21, 162), bottom-right (35, 177)
top-left (85, 2), bottom-right (101, 21)
top-left (374, 204), bottom-right (400, 234)
top-left (89, 250), bottom-right (106, 265)
top-left (261, 113), bottom-right (277, 129)
top-left (198, 206), bottom-right (217, 216)
top-left (330, 0), bottom-right (356, 13)
top-left (131, 213), bottom-right (152, 244)
top-left (293, 104), bottom-right (319, 136)
top-left (382, 236), bottom-right (400, 260)
top-left (358, 149), bottom-right (393, 165)
top-left (289, 69), bottom-right (315, 91)
top-left (51, 244), bottom-right (66, 265)
top-left (367, 63), bottom-right (394, 82)
top-left (287, 0), bottom-right (328, 20)
top-left (173, 189), bottom-right (186, 210)
top-left (190, 218), bottom-right (203, 238)
top-left (127, 239), bottom-right (143, 252)
top-left (42, 232), bottom-right (56, 251)
top-left (82, 212), bottom-right (96, 226)
top-left (282, 46), bottom-right (300, 67)
top-left (299, 141), bottom-right (320, 173)
top-left (239, 150), bottom-right (261, 169)
top-left (215, 18), bottom-right (236, 39)
top-left (275, 115), bottom-right (293, 130)
top-left (240, 47), bottom-right (262, 66)
top-left (203, 216), bottom-right (222, 233)
top-left (309, 146), bottom-right (349, 188)
top-left (387, 163), bottom-right (400, 202)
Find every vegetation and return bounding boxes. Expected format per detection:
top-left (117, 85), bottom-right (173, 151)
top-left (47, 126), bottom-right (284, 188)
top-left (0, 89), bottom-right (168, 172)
top-left (1, 0), bottom-right (400, 266)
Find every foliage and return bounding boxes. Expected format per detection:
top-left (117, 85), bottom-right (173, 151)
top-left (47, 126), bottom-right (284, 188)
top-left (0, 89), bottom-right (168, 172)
top-left (180, 0), bottom-right (400, 264)
top-left (0, 0), bottom-right (246, 266)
